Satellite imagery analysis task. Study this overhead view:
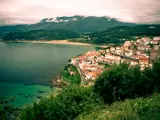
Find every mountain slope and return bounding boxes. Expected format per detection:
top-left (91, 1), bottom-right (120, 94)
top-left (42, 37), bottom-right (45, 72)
top-left (87, 25), bottom-right (160, 44)
top-left (0, 16), bottom-right (135, 38)
top-left (2, 30), bottom-right (80, 41)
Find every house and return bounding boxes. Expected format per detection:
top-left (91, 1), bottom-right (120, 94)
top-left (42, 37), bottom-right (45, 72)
top-left (150, 50), bottom-right (157, 60)
top-left (139, 59), bottom-right (149, 65)
top-left (154, 45), bottom-right (159, 50)
top-left (105, 53), bottom-right (121, 60)
top-left (115, 49), bottom-right (122, 55)
top-left (88, 82), bottom-right (94, 86)
top-left (153, 37), bottom-right (160, 41)
top-left (106, 49), bottom-right (110, 53)
top-left (85, 71), bottom-right (100, 80)
top-left (136, 51), bottom-right (141, 55)
top-left (116, 46), bottom-right (121, 50)
top-left (104, 53), bottom-right (121, 64)
top-left (129, 60), bottom-right (139, 66)
top-left (121, 46), bottom-right (128, 50)
top-left (124, 41), bottom-right (131, 47)
top-left (150, 40), bottom-right (159, 45)
top-left (137, 45), bottom-right (145, 51)
top-left (85, 74), bottom-right (92, 80)
top-left (70, 58), bottom-right (77, 66)
top-left (142, 37), bottom-right (150, 45)
top-left (137, 39), bottom-right (141, 43)
top-left (98, 50), bottom-right (106, 54)
top-left (124, 50), bottom-right (133, 57)
top-left (130, 55), bottom-right (139, 60)
top-left (87, 67), bottom-right (97, 71)
top-left (110, 47), bottom-right (116, 53)
top-left (139, 59), bottom-right (149, 70)
top-left (97, 56), bottom-right (105, 62)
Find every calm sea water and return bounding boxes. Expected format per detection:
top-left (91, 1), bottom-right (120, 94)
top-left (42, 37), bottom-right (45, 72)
top-left (0, 42), bottom-right (94, 106)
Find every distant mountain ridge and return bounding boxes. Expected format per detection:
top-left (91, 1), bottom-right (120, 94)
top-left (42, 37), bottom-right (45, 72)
top-left (87, 25), bottom-right (160, 44)
top-left (0, 15), bottom-right (135, 38)
top-left (2, 30), bottom-right (80, 41)
top-left (39, 16), bottom-right (115, 23)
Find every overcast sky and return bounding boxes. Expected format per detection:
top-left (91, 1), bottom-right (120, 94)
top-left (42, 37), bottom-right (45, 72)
top-left (0, 0), bottom-right (160, 25)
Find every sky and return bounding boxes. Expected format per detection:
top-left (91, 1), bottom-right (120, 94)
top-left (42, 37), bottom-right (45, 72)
top-left (0, 0), bottom-right (160, 25)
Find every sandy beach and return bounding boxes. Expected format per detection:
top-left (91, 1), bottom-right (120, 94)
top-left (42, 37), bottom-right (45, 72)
top-left (21, 40), bottom-right (92, 46)
top-left (6, 40), bottom-right (109, 48)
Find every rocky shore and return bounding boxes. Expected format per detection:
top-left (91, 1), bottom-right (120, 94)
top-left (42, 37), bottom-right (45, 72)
top-left (49, 75), bottom-right (69, 88)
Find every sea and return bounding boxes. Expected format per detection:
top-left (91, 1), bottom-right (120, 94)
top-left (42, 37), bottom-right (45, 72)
top-left (0, 42), bottom-right (94, 106)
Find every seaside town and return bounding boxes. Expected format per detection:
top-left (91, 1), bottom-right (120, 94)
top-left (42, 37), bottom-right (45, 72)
top-left (70, 36), bottom-right (160, 85)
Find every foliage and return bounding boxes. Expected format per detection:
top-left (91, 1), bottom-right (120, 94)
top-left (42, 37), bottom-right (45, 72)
top-left (0, 104), bottom-right (7, 120)
top-left (94, 63), bottom-right (142, 103)
top-left (76, 94), bottom-right (160, 120)
top-left (0, 97), bottom-right (20, 120)
top-left (60, 64), bottom-right (81, 84)
top-left (94, 58), bottom-right (160, 104)
top-left (0, 16), bottom-right (134, 38)
top-left (88, 25), bottom-right (160, 44)
top-left (2, 30), bottom-right (80, 41)
top-left (139, 58), bottom-right (160, 95)
top-left (20, 85), bottom-right (103, 120)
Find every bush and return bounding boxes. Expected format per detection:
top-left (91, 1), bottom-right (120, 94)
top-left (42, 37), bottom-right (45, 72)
top-left (94, 59), bottom-right (160, 104)
top-left (94, 63), bottom-right (141, 103)
top-left (20, 85), bottom-right (103, 120)
top-left (76, 94), bottom-right (160, 120)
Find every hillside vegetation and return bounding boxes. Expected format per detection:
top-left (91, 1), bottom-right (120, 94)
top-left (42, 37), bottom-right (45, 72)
top-left (87, 25), bottom-right (160, 44)
top-left (2, 30), bottom-right (80, 41)
top-left (0, 15), bottom-right (135, 38)
top-left (77, 94), bottom-right (160, 120)
top-left (16, 58), bottom-right (160, 120)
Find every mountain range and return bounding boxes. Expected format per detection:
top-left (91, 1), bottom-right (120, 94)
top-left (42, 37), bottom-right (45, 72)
top-left (0, 15), bottom-right (135, 38)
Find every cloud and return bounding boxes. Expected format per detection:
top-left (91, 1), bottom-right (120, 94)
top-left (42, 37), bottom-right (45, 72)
top-left (0, 0), bottom-right (160, 25)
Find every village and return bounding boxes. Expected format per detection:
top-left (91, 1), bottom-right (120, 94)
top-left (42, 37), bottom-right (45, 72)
top-left (70, 36), bottom-right (160, 85)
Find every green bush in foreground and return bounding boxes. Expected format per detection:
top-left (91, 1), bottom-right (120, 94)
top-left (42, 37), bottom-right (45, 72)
top-left (20, 85), bottom-right (103, 120)
top-left (94, 63), bottom-right (142, 103)
top-left (20, 59), bottom-right (160, 120)
top-left (76, 94), bottom-right (160, 120)
top-left (94, 58), bottom-right (160, 104)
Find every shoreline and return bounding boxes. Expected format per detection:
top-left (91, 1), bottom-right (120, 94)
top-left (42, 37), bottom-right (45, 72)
top-left (6, 40), bottom-right (93, 46)
top-left (2, 40), bottom-right (109, 47)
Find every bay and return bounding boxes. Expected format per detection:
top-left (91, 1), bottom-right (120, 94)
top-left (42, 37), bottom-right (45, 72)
top-left (0, 42), bottom-right (94, 106)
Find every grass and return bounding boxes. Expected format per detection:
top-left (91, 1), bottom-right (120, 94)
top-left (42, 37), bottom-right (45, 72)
top-left (76, 93), bottom-right (160, 120)
top-left (60, 64), bottom-right (81, 84)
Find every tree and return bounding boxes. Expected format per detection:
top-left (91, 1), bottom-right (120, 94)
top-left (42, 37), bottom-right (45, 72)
top-left (140, 58), bottom-right (160, 95)
top-left (20, 85), bottom-right (103, 120)
top-left (94, 63), bottom-right (141, 103)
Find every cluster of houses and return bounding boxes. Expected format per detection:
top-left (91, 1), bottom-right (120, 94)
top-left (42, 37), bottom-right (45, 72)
top-left (70, 36), bottom-right (160, 85)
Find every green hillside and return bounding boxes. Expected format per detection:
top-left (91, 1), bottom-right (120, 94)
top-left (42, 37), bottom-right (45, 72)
top-left (1, 59), bottom-right (160, 120)
top-left (2, 30), bottom-right (80, 41)
top-left (0, 16), bottom-right (135, 38)
top-left (77, 94), bottom-right (160, 120)
top-left (10, 59), bottom-right (159, 120)
top-left (87, 25), bottom-right (160, 44)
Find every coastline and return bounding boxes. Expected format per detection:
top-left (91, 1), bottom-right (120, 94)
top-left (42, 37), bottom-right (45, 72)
top-left (7, 40), bottom-right (93, 46)
top-left (3, 40), bottom-right (109, 48)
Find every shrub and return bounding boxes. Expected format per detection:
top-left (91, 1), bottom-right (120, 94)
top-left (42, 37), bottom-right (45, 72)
top-left (94, 63), bottom-right (141, 103)
top-left (20, 85), bottom-right (103, 120)
top-left (76, 94), bottom-right (160, 120)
